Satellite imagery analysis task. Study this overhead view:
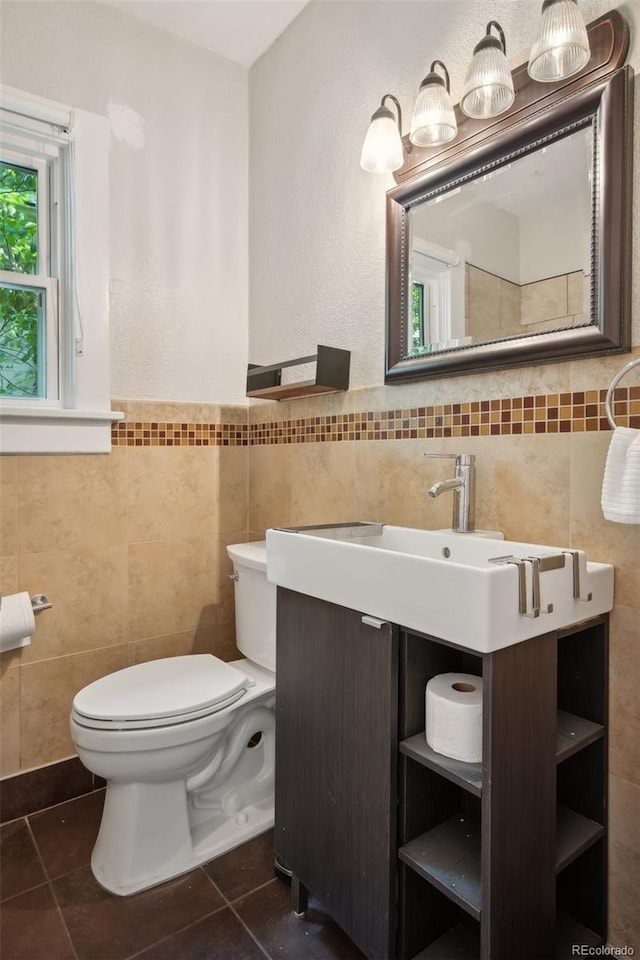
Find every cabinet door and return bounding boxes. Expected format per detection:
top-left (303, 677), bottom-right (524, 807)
top-left (275, 588), bottom-right (398, 960)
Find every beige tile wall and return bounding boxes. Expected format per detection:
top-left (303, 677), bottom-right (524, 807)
top-left (248, 349), bottom-right (640, 950)
top-left (0, 401), bottom-right (249, 775)
top-left (466, 264), bottom-right (588, 339)
top-left (1, 359), bottom-right (637, 948)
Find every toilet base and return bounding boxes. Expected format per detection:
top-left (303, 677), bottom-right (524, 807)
top-left (92, 791), bottom-right (274, 896)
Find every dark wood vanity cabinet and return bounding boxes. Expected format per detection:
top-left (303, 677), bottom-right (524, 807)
top-left (275, 588), bottom-right (608, 960)
top-left (274, 588), bottom-right (399, 960)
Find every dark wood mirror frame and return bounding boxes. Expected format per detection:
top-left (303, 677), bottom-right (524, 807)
top-left (385, 10), bottom-right (633, 385)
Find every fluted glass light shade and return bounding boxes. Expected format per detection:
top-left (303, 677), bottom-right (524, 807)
top-left (528, 0), bottom-right (590, 82)
top-left (410, 61), bottom-right (457, 147)
top-left (461, 21), bottom-right (515, 119)
top-left (360, 96), bottom-right (405, 173)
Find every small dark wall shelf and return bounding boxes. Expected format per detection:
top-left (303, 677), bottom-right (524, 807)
top-left (246, 344), bottom-right (350, 400)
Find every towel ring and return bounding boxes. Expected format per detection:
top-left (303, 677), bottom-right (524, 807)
top-left (605, 357), bottom-right (640, 429)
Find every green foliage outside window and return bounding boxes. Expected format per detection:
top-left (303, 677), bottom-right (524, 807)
top-left (411, 283), bottom-right (423, 348)
top-left (0, 163), bottom-right (41, 397)
top-left (411, 282), bottom-right (429, 355)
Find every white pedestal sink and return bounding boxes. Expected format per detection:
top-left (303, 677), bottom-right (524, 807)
top-left (266, 523), bottom-right (614, 652)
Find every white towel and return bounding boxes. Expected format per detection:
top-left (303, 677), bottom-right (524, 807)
top-left (601, 427), bottom-right (640, 523)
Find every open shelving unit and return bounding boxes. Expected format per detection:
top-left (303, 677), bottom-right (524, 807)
top-left (396, 616), bottom-right (608, 960)
top-left (246, 344), bottom-right (350, 400)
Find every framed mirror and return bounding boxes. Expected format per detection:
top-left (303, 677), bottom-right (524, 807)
top-left (385, 11), bottom-right (632, 384)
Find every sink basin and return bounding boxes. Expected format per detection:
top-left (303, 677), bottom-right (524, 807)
top-left (266, 523), bottom-right (614, 652)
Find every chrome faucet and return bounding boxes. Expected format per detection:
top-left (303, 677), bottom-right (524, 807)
top-left (426, 453), bottom-right (476, 533)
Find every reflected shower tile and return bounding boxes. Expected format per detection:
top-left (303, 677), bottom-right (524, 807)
top-left (521, 275), bottom-right (568, 325)
top-left (567, 270), bottom-right (587, 315)
top-left (500, 278), bottom-right (521, 336)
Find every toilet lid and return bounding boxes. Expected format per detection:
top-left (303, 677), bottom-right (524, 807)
top-left (72, 655), bottom-right (249, 724)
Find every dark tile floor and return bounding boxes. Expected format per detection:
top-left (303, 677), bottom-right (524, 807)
top-left (0, 791), bottom-right (364, 960)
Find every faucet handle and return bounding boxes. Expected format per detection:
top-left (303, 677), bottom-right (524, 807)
top-left (425, 453), bottom-right (475, 465)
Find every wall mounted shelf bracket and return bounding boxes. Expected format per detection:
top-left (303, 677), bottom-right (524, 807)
top-left (246, 344), bottom-right (350, 401)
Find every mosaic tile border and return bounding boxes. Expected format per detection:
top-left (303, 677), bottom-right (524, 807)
top-left (111, 387), bottom-right (640, 446)
top-left (250, 387), bottom-right (640, 444)
top-left (111, 422), bottom-right (248, 447)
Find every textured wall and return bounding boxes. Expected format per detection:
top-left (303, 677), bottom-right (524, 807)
top-left (0, 1), bottom-right (249, 404)
top-left (249, 0), bottom-right (639, 385)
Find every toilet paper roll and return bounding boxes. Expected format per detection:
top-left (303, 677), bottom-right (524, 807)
top-left (0, 592), bottom-right (35, 652)
top-left (426, 673), bottom-right (483, 763)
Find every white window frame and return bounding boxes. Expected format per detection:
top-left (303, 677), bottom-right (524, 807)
top-left (0, 144), bottom-right (59, 402)
top-left (410, 239), bottom-right (470, 351)
top-left (0, 85), bottom-right (123, 453)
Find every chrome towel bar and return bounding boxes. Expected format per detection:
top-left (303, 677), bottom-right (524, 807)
top-left (605, 356), bottom-right (640, 429)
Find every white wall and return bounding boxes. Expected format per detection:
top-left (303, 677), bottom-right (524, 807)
top-left (0, 1), bottom-right (249, 404)
top-left (519, 202), bottom-right (592, 285)
top-left (249, 0), bottom-right (639, 389)
top-left (411, 198), bottom-right (521, 284)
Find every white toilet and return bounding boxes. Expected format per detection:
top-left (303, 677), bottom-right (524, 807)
top-left (69, 541), bottom-right (276, 896)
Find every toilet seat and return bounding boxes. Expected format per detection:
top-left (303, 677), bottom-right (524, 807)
top-left (71, 655), bottom-right (250, 731)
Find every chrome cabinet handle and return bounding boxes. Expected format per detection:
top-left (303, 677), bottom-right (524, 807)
top-left (361, 615), bottom-right (388, 629)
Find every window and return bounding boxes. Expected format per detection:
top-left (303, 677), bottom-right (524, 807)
top-left (411, 282), bottom-right (426, 353)
top-left (0, 86), bottom-right (121, 453)
top-left (409, 239), bottom-right (469, 355)
top-left (0, 149), bottom-right (63, 401)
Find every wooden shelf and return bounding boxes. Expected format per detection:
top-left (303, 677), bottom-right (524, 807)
top-left (400, 734), bottom-right (482, 797)
top-left (556, 914), bottom-right (603, 957)
top-left (246, 344), bottom-right (350, 400)
top-left (399, 815), bottom-right (482, 920)
top-left (412, 913), bottom-right (602, 959)
top-left (400, 711), bottom-right (604, 799)
top-left (412, 922), bottom-right (479, 959)
top-left (399, 806), bottom-right (603, 921)
top-left (555, 806), bottom-right (604, 874)
top-left (556, 711), bottom-right (604, 764)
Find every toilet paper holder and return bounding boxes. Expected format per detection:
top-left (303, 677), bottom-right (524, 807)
top-left (30, 594), bottom-right (52, 613)
top-left (0, 593), bottom-right (52, 613)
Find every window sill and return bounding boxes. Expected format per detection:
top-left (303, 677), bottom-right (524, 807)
top-left (0, 407), bottom-right (124, 454)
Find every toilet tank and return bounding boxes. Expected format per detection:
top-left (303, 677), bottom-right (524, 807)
top-left (226, 541), bottom-right (276, 673)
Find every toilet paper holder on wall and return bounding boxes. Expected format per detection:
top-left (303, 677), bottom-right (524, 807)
top-left (0, 593), bottom-right (53, 613)
top-left (30, 594), bottom-right (52, 613)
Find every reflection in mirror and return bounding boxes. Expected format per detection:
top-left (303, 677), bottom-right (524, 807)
top-left (407, 126), bottom-right (593, 357)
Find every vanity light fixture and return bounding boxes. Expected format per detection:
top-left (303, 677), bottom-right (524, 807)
top-left (360, 2), bottom-right (593, 173)
top-left (528, 0), bottom-right (590, 82)
top-left (461, 21), bottom-right (515, 119)
top-left (409, 61), bottom-right (457, 147)
top-left (360, 94), bottom-right (406, 173)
